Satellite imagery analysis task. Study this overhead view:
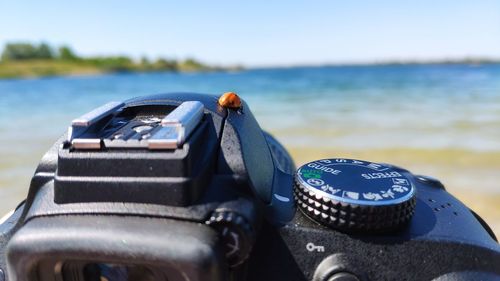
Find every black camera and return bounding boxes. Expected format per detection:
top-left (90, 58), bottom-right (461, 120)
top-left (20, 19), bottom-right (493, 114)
top-left (0, 93), bottom-right (499, 281)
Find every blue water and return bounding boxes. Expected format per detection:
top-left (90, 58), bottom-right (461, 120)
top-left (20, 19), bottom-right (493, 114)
top-left (1, 64), bottom-right (500, 212)
top-left (1, 64), bottom-right (499, 150)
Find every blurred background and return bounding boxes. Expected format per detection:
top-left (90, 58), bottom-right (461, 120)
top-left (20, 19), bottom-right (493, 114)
top-left (0, 1), bottom-right (499, 236)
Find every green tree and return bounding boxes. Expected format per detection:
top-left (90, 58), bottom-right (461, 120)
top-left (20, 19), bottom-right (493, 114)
top-left (139, 56), bottom-right (152, 70)
top-left (87, 56), bottom-right (133, 72)
top-left (36, 43), bottom-right (54, 59)
top-left (2, 43), bottom-right (37, 61)
top-left (140, 56), bottom-right (150, 65)
top-left (152, 58), bottom-right (177, 71)
top-left (58, 45), bottom-right (78, 60)
top-left (1, 42), bottom-right (54, 61)
top-left (178, 58), bottom-right (209, 71)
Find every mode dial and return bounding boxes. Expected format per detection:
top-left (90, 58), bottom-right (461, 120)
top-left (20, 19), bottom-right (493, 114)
top-left (294, 159), bottom-right (416, 233)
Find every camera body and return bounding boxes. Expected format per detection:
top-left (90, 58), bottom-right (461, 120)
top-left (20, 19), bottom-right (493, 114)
top-left (0, 93), bottom-right (499, 281)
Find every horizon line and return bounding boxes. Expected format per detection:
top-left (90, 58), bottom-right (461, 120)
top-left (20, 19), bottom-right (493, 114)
top-left (242, 58), bottom-right (500, 70)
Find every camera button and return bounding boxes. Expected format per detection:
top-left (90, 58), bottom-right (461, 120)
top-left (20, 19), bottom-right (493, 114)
top-left (416, 175), bottom-right (445, 189)
top-left (313, 254), bottom-right (364, 281)
top-left (327, 272), bottom-right (360, 281)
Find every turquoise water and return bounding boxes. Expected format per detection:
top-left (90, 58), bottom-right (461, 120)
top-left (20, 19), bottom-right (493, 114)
top-left (1, 64), bottom-right (500, 212)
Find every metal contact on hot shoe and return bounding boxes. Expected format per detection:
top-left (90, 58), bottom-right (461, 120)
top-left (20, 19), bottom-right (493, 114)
top-left (148, 101), bottom-right (204, 149)
top-left (68, 101), bottom-right (125, 144)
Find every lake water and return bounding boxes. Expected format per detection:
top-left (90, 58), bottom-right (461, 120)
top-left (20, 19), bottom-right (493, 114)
top-left (1, 65), bottom-right (500, 224)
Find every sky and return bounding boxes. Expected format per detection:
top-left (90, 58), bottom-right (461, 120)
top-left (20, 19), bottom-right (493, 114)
top-left (0, 1), bottom-right (499, 67)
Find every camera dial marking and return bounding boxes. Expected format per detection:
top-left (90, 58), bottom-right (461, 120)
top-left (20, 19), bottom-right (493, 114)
top-left (294, 158), bottom-right (416, 233)
top-left (297, 159), bottom-right (415, 206)
top-left (274, 193), bottom-right (290, 202)
top-left (306, 242), bottom-right (325, 253)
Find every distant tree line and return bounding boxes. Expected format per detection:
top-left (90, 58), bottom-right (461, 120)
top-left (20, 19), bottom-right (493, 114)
top-left (1, 42), bottom-right (57, 60)
top-left (0, 42), bottom-right (232, 73)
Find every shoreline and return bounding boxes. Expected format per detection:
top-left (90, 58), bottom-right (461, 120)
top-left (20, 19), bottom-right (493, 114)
top-left (0, 59), bottom-right (243, 80)
top-left (1, 60), bottom-right (500, 80)
top-left (0, 145), bottom-right (499, 237)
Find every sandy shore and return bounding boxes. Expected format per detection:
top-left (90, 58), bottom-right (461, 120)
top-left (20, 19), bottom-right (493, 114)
top-left (0, 145), bottom-right (499, 239)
